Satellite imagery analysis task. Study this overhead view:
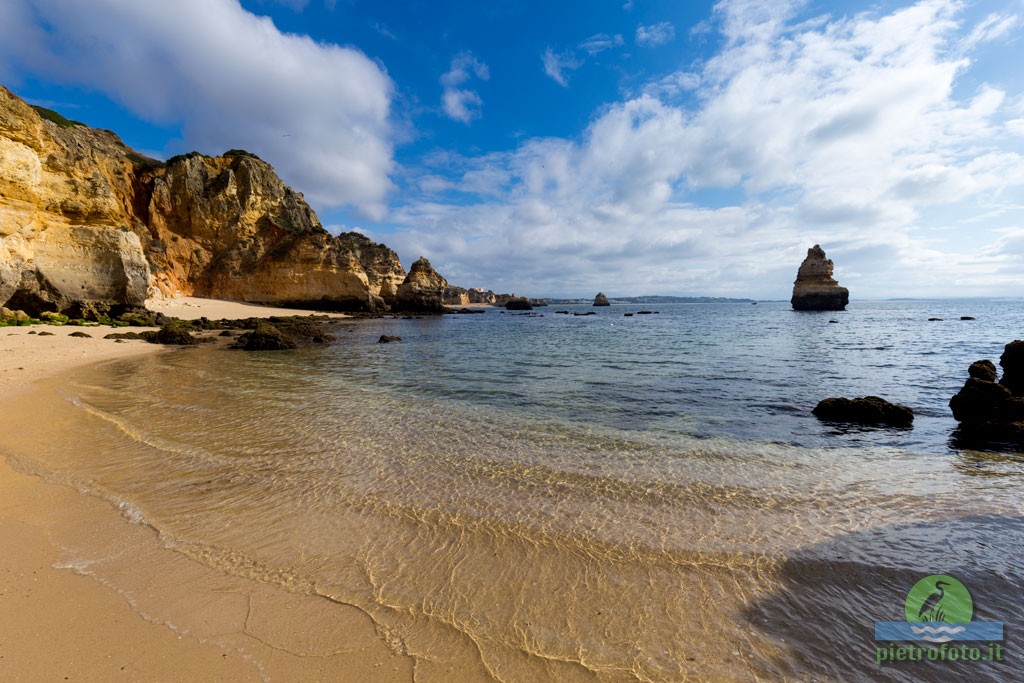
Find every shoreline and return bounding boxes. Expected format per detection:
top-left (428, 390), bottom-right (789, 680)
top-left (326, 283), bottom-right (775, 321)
top-left (0, 298), bottom-right (413, 682)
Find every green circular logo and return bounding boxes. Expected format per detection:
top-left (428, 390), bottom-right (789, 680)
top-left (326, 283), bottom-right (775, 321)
top-left (904, 575), bottom-right (973, 624)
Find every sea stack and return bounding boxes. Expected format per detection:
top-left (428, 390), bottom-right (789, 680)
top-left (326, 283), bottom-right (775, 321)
top-left (395, 257), bottom-right (448, 313)
top-left (791, 245), bottom-right (849, 311)
top-left (593, 292), bottom-right (610, 306)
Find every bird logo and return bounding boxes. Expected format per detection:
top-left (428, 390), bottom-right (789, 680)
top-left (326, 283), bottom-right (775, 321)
top-left (916, 579), bottom-right (950, 622)
top-left (905, 575), bottom-right (973, 626)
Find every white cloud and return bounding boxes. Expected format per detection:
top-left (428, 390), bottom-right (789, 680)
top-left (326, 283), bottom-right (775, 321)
top-left (440, 52), bottom-right (489, 124)
top-left (642, 71), bottom-right (702, 100)
top-left (636, 21), bottom-right (676, 47)
top-left (393, 0), bottom-right (1024, 298)
top-left (0, 0), bottom-right (395, 219)
top-left (960, 12), bottom-right (1020, 52)
top-left (579, 33), bottom-right (625, 56)
top-left (542, 48), bottom-right (584, 87)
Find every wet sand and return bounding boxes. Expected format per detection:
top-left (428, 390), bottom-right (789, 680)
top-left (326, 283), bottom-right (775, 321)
top-left (0, 305), bottom-right (411, 682)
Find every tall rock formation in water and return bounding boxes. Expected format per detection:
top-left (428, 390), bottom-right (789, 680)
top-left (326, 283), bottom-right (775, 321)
top-left (0, 85), bottom-right (421, 315)
top-left (790, 245), bottom-right (849, 311)
top-left (593, 292), bottom-right (610, 306)
top-left (396, 257), bottom-right (448, 313)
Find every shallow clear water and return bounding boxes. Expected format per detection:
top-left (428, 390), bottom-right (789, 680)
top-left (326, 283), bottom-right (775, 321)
top-left (3, 300), bottom-right (1024, 681)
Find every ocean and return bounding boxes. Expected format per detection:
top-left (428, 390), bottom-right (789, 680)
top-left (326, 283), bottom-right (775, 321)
top-left (3, 300), bottom-right (1023, 681)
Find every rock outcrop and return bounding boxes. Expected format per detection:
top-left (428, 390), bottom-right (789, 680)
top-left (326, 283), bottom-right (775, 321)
top-left (0, 85), bottom-right (426, 315)
top-left (443, 285), bottom-right (470, 306)
top-left (505, 297), bottom-right (532, 310)
top-left (396, 257), bottom-right (447, 313)
top-left (593, 292), bottom-right (610, 306)
top-left (467, 288), bottom-right (496, 305)
top-left (950, 341), bottom-right (1024, 445)
top-left (791, 245), bottom-right (849, 311)
top-left (813, 396), bottom-right (914, 427)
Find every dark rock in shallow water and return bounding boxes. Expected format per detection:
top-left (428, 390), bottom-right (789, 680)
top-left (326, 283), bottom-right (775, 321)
top-left (378, 335), bottom-right (401, 343)
top-left (928, 317), bottom-right (943, 321)
top-left (104, 331), bottom-right (150, 341)
top-left (961, 316), bottom-right (975, 321)
top-left (151, 325), bottom-right (199, 345)
top-left (233, 323), bottom-right (297, 350)
top-left (999, 340), bottom-right (1024, 396)
top-left (968, 360), bottom-right (998, 382)
top-left (949, 341), bottom-right (1024, 447)
top-left (813, 396), bottom-right (914, 427)
top-left (791, 245), bottom-right (849, 311)
top-left (505, 298), bottom-right (533, 311)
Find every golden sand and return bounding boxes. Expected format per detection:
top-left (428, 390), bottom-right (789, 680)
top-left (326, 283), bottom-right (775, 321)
top-left (0, 303), bottom-right (412, 682)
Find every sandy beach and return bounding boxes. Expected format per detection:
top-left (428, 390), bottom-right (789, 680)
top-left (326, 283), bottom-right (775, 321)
top-left (0, 298), bottom-right (411, 683)
top-left (145, 296), bottom-right (351, 321)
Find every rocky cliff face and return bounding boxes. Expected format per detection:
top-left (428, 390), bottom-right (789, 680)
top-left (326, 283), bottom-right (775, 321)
top-left (0, 85), bottom-right (421, 315)
top-left (0, 86), bottom-right (150, 316)
top-left (443, 285), bottom-right (470, 306)
top-left (791, 245), bottom-right (849, 311)
top-left (396, 257), bottom-right (447, 312)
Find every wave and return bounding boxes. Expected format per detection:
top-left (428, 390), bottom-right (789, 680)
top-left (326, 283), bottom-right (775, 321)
top-left (911, 624), bottom-right (966, 643)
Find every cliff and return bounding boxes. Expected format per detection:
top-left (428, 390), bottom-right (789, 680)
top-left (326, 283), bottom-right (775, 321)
top-left (396, 257), bottom-right (447, 313)
top-left (0, 85), bottom-right (419, 316)
top-left (790, 245), bottom-right (849, 311)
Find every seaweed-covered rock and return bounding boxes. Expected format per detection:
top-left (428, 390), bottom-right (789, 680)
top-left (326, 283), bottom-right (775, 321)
top-left (151, 325), bottom-right (199, 345)
top-left (813, 396), bottom-right (914, 427)
top-left (104, 331), bottom-right (152, 341)
top-left (378, 335), bottom-right (401, 343)
top-left (232, 322), bottom-right (298, 350)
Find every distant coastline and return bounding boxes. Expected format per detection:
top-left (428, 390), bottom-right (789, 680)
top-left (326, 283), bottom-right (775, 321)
top-left (543, 295), bottom-right (756, 305)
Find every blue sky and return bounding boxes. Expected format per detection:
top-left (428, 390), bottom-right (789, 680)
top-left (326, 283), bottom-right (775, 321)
top-left (2, 0), bottom-right (1023, 298)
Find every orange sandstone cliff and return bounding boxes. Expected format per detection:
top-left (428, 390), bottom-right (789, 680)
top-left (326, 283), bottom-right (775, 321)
top-left (0, 85), bottom-right (434, 315)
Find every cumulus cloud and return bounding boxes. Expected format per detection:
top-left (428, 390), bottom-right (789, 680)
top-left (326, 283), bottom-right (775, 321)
top-left (0, 0), bottom-right (395, 218)
top-left (440, 52), bottom-right (489, 124)
top-left (542, 48), bottom-right (584, 87)
top-left (393, 0), bottom-right (1024, 298)
top-left (636, 21), bottom-right (676, 47)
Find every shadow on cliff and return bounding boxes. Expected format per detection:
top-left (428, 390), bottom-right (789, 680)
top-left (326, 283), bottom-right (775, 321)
top-left (744, 515), bottom-right (1022, 682)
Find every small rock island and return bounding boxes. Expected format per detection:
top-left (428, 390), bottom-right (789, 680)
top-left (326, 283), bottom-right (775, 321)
top-left (593, 292), bottom-right (610, 306)
top-left (791, 245), bottom-right (849, 311)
